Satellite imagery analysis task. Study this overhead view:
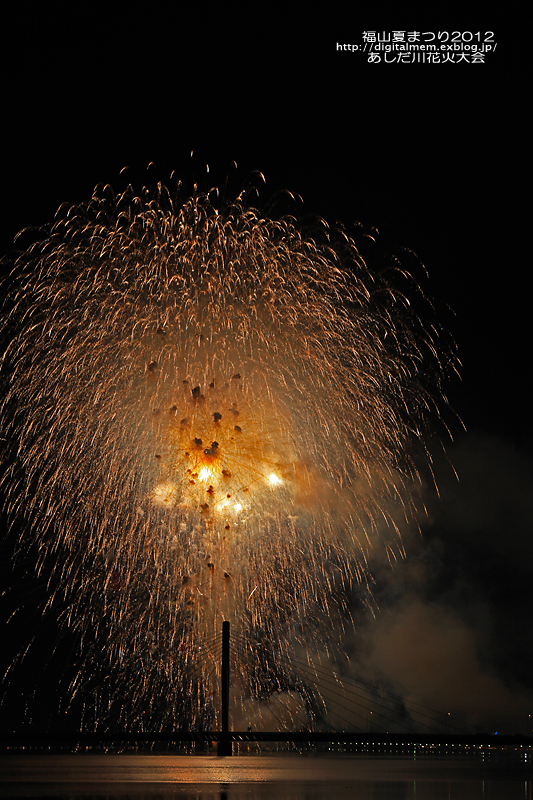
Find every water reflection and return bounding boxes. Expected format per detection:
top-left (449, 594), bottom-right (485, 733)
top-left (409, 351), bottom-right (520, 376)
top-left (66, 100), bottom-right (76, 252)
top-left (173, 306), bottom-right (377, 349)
top-left (0, 754), bottom-right (531, 799)
top-left (1, 783), bottom-right (528, 799)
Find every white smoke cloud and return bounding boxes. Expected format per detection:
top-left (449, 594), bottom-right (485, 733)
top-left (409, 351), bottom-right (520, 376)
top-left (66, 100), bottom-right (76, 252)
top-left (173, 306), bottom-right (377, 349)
top-left (342, 431), bottom-right (533, 735)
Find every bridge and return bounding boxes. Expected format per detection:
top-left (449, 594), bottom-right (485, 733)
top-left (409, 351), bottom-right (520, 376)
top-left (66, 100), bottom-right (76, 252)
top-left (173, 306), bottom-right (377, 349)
top-left (3, 729), bottom-right (531, 756)
top-left (3, 623), bottom-right (529, 755)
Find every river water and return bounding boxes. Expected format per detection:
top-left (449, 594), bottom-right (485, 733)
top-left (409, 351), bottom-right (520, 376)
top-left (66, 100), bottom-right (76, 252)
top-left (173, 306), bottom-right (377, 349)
top-left (1, 752), bottom-right (532, 798)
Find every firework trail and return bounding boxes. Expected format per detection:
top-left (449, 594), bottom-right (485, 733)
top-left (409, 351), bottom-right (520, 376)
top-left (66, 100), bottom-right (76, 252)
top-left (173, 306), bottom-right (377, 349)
top-left (0, 173), bottom-right (455, 731)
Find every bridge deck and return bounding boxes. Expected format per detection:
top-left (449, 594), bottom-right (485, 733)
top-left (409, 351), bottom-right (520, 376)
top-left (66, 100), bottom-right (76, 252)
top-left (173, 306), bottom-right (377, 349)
top-left (2, 731), bottom-right (531, 747)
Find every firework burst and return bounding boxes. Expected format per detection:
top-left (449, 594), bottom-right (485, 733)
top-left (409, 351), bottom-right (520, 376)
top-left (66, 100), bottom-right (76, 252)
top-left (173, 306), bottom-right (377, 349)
top-left (0, 173), bottom-right (456, 731)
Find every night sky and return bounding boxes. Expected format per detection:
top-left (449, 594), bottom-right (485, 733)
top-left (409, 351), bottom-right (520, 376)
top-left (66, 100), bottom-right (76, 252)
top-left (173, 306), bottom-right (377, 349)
top-left (1, 9), bottom-right (528, 736)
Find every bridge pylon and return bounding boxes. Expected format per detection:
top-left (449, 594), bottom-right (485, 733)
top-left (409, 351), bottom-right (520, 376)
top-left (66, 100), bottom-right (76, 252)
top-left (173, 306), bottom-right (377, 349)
top-left (217, 620), bottom-right (232, 756)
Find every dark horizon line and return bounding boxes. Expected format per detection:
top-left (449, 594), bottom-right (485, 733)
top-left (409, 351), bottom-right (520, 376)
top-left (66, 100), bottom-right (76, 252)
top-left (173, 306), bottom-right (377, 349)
top-left (2, 731), bottom-right (532, 746)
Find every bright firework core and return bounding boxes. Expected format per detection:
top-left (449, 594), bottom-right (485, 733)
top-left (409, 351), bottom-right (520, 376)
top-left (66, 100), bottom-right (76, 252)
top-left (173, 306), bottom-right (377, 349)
top-left (150, 379), bottom-right (291, 524)
top-left (0, 176), bottom-right (454, 730)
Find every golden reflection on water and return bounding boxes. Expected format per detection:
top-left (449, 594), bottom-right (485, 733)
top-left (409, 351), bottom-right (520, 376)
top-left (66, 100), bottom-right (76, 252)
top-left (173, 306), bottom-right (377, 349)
top-left (0, 754), bottom-right (531, 799)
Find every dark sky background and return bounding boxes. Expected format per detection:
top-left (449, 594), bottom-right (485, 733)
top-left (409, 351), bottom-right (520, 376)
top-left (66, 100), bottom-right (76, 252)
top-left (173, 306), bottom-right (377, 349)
top-left (1, 9), bottom-right (529, 736)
